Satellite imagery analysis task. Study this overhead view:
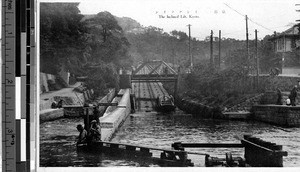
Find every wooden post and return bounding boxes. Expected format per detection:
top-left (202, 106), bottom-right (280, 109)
top-left (174, 76), bottom-right (178, 101)
top-left (219, 30), bottom-right (221, 70)
top-left (210, 30), bottom-right (214, 69)
top-left (246, 15), bottom-right (250, 71)
top-left (187, 24), bottom-right (192, 68)
top-left (255, 29), bottom-right (259, 89)
top-left (140, 148), bottom-right (152, 156)
top-left (85, 108), bottom-right (89, 132)
top-left (271, 145), bottom-right (283, 167)
top-left (242, 135), bottom-right (286, 167)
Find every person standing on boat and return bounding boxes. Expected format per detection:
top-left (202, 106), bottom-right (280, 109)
top-left (76, 124), bottom-right (87, 145)
top-left (89, 120), bottom-right (101, 142)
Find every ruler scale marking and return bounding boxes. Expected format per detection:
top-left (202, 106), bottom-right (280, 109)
top-left (2, 0), bottom-right (36, 171)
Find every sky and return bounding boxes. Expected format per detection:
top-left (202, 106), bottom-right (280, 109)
top-left (74, 0), bottom-right (300, 40)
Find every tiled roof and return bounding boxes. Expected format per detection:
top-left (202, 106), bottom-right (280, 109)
top-left (270, 25), bottom-right (300, 40)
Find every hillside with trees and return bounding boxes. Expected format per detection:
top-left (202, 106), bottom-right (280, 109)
top-left (40, 3), bottom-right (131, 96)
top-left (115, 16), bottom-right (277, 72)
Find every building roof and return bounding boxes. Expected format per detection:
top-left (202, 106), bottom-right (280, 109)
top-left (269, 25), bottom-right (300, 41)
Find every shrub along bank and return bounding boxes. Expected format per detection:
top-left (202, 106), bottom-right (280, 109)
top-left (164, 64), bottom-right (262, 118)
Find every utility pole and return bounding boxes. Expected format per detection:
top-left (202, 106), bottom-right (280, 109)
top-left (296, 4), bottom-right (300, 29)
top-left (255, 29), bottom-right (259, 89)
top-left (172, 48), bottom-right (175, 69)
top-left (219, 30), bottom-right (221, 70)
top-left (210, 30), bottom-right (214, 69)
top-left (187, 24), bottom-right (192, 68)
top-left (246, 15), bottom-right (249, 70)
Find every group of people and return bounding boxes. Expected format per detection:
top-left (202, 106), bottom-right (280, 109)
top-left (51, 99), bottom-right (64, 109)
top-left (76, 120), bottom-right (101, 145)
top-left (276, 84), bottom-right (298, 106)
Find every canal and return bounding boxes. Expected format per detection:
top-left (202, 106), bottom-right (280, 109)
top-left (40, 109), bottom-right (300, 167)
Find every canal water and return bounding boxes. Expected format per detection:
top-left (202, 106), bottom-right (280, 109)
top-left (40, 110), bottom-right (300, 167)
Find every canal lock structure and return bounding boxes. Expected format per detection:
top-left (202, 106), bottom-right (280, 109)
top-left (40, 82), bottom-right (300, 167)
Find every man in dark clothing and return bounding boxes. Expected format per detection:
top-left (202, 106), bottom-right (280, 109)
top-left (51, 101), bottom-right (57, 109)
top-left (89, 120), bottom-right (101, 142)
top-left (289, 86), bottom-right (298, 106)
top-left (76, 124), bottom-right (87, 145)
top-left (57, 100), bottom-right (63, 108)
top-left (51, 99), bottom-right (63, 108)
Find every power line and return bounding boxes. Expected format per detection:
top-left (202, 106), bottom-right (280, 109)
top-left (224, 3), bottom-right (245, 17)
top-left (248, 18), bottom-right (274, 32)
top-left (223, 30), bottom-right (244, 36)
top-left (224, 3), bottom-right (275, 32)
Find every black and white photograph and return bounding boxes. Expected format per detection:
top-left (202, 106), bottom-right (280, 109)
top-left (37, 0), bottom-right (300, 170)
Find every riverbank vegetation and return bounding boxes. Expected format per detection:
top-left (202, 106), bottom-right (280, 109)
top-left (178, 64), bottom-right (259, 111)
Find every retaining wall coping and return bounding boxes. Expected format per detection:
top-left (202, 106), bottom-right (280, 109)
top-left (223, 111), bottom-right (251, 115)
top-left (253, 105), bottom-right (300, 110)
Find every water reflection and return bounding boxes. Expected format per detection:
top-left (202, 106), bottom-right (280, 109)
top-left (40, 110), bottom-right (300, 167)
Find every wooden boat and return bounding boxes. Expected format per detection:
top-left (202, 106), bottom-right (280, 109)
top-left (156, 95), bottom-right (176, 112)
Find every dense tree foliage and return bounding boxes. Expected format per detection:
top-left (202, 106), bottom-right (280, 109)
top-left (40, 3), bottom-right (86, 75)
top-left (40, 3), bottom-right (130, 96)
top-left (83, 11), bottom-right (131, 67)
top-left (85, 62), bottom-right (119, 95)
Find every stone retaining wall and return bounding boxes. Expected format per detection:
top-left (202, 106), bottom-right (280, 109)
top-left (252, 105), bottom-right (300, 127)
top-left (40, 109), bottom-right (64, 123)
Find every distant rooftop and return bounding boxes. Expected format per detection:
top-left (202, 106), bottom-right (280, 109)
top-left (270, 25), bottom-right (300, 40)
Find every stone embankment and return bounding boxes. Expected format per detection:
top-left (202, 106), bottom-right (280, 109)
top-left (39, 82), bottom-right (110, 122)
top-left (40, 82), bottom-right (93, 122)
top-left (252, 105), bottom-right (300, 127)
